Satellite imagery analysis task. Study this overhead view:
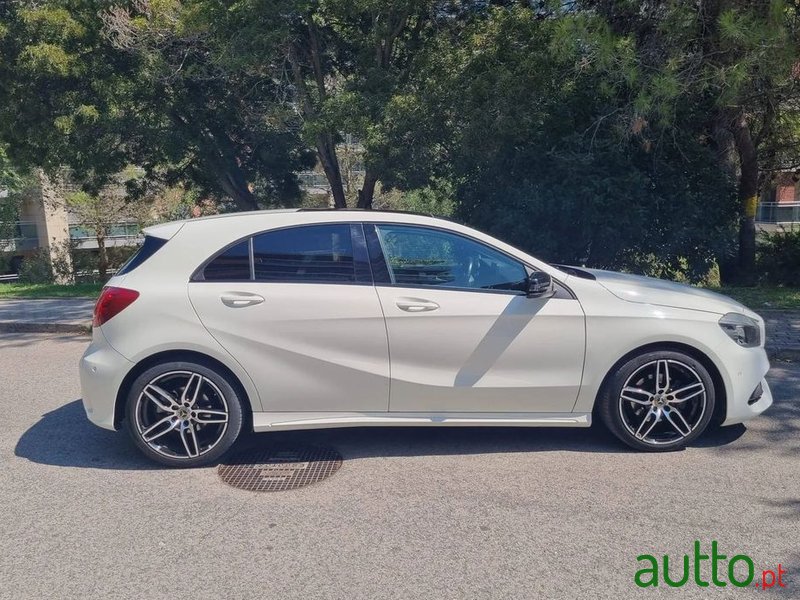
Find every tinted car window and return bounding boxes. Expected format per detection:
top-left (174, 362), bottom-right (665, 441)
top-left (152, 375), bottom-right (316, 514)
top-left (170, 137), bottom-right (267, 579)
top-left (253, 224), bottom-right (355, 283)
top-left (203, 240), bottom-right (251, 281)
top-left (116, 235), bottom-right (167, 276)
top-left (375, 225), bottom-right (527, 292)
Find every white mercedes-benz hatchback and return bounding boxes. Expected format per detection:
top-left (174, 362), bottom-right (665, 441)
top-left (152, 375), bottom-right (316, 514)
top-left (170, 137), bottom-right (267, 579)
top-left (80, 209), bottom-right (772, 466)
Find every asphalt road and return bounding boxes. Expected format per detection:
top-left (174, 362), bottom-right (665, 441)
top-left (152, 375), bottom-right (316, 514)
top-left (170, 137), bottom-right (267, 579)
top-left (1, 332), bottom-right (798, 600)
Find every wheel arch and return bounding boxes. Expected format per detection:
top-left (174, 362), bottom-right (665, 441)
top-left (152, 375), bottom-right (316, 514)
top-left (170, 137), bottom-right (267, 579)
top-left (592, 341), bottom-right (727, 426)
top-left (114, 349), bottom-right (254, 430)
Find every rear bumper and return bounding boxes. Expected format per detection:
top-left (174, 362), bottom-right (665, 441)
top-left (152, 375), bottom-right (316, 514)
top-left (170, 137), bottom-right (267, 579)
top-left (79, 328), bottom-right (133, 430)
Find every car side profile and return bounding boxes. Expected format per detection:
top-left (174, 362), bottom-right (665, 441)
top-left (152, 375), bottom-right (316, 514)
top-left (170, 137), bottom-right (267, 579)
top-left (80, 209), bottom-right (773, 466)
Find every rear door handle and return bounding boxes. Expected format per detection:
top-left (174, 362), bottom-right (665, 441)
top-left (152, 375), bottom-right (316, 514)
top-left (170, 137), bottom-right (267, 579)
top-left (220, 292), bottom-right (265, 308)
top-left (395, 298), bottom-right (440, 313)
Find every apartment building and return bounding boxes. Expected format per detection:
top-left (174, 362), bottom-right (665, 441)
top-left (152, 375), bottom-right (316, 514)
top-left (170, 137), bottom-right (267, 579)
top-left (0, 176), bottom-right (140, 276)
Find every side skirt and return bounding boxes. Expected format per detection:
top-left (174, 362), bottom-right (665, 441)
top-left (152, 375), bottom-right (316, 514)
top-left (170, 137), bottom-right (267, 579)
top-left (251, 412), bottom-right (591, 433)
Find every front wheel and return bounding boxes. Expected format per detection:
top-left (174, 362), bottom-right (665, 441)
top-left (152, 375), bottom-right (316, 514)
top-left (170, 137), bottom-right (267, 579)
top-left (599, 350), bottom-right (715, 452)
top-left (125, 360), bottom-right (244, 467)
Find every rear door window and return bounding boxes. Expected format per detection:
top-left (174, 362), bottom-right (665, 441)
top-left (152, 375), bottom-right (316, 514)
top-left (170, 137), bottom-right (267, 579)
top-left (252, 224), bottom-right (355, 283)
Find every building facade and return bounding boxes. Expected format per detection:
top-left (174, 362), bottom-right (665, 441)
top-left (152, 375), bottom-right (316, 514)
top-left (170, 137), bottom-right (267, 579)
top-left (0, 174), bottom-right (140, 278)
top-left (757, 172), bottom-right (800, 227)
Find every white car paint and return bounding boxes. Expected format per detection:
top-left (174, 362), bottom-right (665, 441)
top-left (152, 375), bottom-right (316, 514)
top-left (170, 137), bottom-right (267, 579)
top-left (79, 209), bottom-right (772, 444)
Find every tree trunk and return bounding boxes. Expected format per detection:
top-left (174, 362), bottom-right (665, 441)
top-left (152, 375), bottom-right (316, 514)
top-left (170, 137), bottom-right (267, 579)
top-left (357, 170), bottom-right (378, 209)
top-left (97, 231), bottom-right (108, 280)
top-left (216, 169), bottom-right (260, 211)
top-left (287, 39), bottom-right (347, 209)
top-left (731, 112), bottom-right (758, 284)
top-left (317, 135), bottom-right (347, 208)
top-left (712, 115), bottom-right (739, 284)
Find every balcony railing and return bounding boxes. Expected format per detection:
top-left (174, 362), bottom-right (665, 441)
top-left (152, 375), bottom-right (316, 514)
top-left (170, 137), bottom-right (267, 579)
top-left (69, 223), bottom-right (140, 240)
top-left (756, 202), bottom-right (800, 224)
top-left (0, 220), bottom-right (39, 252)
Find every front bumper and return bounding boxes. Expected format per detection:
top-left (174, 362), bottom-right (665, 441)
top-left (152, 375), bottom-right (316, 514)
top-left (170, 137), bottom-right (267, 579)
top-left (723, 377), bottom-right (773, 425)
top-left (721, 347), bottom-right (773, 426)
top-left (79, 328), bottom-right (134, 430)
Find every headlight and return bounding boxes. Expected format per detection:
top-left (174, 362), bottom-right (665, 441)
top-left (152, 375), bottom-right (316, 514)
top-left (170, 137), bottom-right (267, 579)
top-left (719, 312), bottom-right (761, 348)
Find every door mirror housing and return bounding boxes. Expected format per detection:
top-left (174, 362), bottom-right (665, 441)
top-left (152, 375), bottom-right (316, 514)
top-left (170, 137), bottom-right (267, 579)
top-left (526, 270), bottom-right (554, 298)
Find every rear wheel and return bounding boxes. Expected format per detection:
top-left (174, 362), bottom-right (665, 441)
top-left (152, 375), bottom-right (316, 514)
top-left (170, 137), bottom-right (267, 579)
top-left (599, 350), bottom-right (715, 452)
top-left (125, 360), bottom-right (244, 467)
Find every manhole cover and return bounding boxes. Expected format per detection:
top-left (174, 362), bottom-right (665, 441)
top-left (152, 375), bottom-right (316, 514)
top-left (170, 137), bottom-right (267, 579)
top-left (218, 445), bottom-right (343, 492)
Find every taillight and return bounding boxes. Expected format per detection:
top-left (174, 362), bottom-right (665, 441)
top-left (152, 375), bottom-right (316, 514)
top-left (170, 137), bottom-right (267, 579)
top-left (93, 287), bottom-right (140, 327)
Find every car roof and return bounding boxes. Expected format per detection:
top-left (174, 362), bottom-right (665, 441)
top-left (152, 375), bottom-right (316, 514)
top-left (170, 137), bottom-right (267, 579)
top-left (191, 207), bottom-right (448, 221)
top-left (143, 208), bottom-right (455, 238)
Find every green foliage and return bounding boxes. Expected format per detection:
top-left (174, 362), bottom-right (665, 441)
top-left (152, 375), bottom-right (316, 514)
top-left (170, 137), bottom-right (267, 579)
top-left (17, 243), bottom-right (69, 284)
top-left (70, 246), bottom-right (138, 283)
top-left (1, 0), bottom-right (798, 283)
top-left (576, 0), bottom-right (800, 278)
top-left (0, 282), bottom-right (103, 299)
top-left (759, 228), bottom-right (800, 286)
top-left (376, 181), bottom-right (455, 216)
top-left (376, 4), bottom-right (739, 282)
top-left (18, 251), bottom-right (54, 284)
top-left (398, 184), bottom-right (455, 217)
top-left (0, 0), bottom-right (314, 209)
top-left (709, 285), bottom-right (800, 310)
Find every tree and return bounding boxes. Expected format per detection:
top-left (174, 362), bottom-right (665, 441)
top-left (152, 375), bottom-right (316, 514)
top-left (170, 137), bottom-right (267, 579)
top-left (213, 0), bottom-right (441, 208)
top-left (373, 4), bottom-right (739, 280)
top-left (576, 0), bottom-right (800, 282)
top-left (67, 190), bottom-right (131, 280)
top-left (0, 0), bottom-right (314, 211)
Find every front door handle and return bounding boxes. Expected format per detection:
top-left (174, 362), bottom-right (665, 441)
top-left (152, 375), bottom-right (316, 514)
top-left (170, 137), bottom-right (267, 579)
top-left (395, 298), bottom-right (440, 313)
top-left (220, 292), bottom-right (265, 308)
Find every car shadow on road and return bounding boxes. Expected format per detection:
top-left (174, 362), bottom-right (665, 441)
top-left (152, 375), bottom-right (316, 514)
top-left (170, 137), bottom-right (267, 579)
top-left (15, 399), bottom-right (748, 470)
top-left (0, 332), bottom-right (89, 349)
top-left (15, 400), bottom-right (159, 470)
top-left (234, 419), bottom-right (749, 461)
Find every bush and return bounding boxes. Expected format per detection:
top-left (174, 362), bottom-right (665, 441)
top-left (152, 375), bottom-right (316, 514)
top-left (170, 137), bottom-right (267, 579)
top-left (17, 240), bottom-right (140, 284)
top-left (18, 248), bottom-right (54, 283)
top-left (759, 227), bottom-right (800, 286)
top-left (18, 239), bottom-right (75, 283)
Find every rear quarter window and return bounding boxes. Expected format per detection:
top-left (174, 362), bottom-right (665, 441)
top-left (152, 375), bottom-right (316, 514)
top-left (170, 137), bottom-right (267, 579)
top-left (202, 240), bottom-right (251, 281)
top-left (116, 235), bottom-right (167, 276)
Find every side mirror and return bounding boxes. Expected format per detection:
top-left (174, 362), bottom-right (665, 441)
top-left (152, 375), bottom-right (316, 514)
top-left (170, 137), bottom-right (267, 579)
top-left (526, 270), bottom-right (554, 298)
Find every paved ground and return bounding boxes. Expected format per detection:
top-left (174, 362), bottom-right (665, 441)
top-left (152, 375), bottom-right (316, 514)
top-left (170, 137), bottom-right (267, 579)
top-left (0, 298), bottom-right (94, 333)
top-left (1, 332), bottom-right (799, 600)
top-left (761, 310), bottom-right (800, 355)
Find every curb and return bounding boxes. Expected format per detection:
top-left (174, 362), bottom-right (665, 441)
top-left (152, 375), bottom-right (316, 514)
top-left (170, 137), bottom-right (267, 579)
top-left (0, 321), bottom-right (91, 335)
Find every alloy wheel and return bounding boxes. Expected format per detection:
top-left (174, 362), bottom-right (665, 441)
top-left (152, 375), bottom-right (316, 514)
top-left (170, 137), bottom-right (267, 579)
top-left (133, 370), bottom-right (229, 460)
top-left (618, 359), bottom-right (707, 446)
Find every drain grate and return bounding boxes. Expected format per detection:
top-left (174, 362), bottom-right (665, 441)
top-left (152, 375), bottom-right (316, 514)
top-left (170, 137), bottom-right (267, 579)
top-left (218, 445), bottom-right (343, 492)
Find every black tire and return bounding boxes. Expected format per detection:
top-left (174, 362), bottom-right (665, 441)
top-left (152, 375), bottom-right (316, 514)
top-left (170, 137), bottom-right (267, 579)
top-left (598, 350), bottom-right (715, 452)
top-left (125, 360), bottom-right (244, 467)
